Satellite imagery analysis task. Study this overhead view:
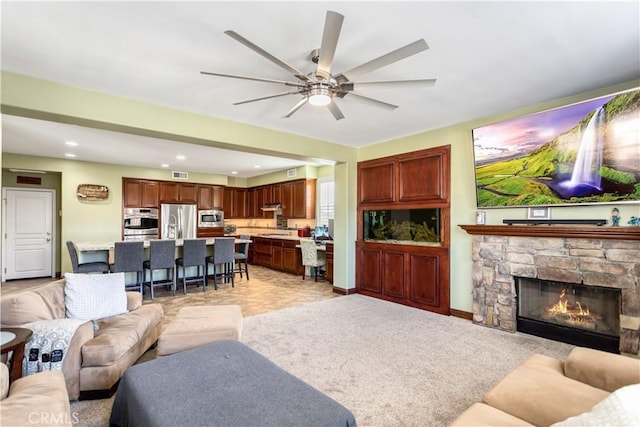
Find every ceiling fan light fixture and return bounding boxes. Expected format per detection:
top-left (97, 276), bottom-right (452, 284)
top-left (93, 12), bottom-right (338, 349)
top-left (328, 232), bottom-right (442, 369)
top-left (308, 87), bottom-right (332, 106)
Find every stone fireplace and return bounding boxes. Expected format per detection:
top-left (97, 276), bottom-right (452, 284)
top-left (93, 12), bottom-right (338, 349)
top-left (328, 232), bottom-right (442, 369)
top-left (460, 225), bottom-right (640, 356)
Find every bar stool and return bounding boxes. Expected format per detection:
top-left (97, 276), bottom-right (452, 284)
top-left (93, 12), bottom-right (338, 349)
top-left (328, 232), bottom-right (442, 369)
top-left (66, 241), bottom-right (110, 274)
top-left (144, 239), bottom-right (176, 299)
top-left (175, 239), bottom-right (207, 294)
top-left (234, 235), bottom-right (250, 280)
top-left (112, 241), bottom-right (145, 293)
top-left (206, 237), bottom-right (235, 290)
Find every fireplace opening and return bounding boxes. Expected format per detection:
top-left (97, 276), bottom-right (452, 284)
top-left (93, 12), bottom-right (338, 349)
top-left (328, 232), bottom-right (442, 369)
top-left (515, 277), bottom-right (621, 353)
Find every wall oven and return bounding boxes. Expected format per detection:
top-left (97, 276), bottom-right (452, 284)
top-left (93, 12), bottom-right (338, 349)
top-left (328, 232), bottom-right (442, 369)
top-left (198, 209), bottom-right (224, 228)
top-left (123, 208), bottom-right (159, 240)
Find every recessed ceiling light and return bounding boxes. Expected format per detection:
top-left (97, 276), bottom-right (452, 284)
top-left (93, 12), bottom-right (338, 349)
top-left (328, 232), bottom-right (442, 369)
top-left (253, 165), bottom-right (261, 169)
top-left (65, 141), bottom-right (78, 146)
top-left (161, 164), bottom-right (170, 168)
top-left (65, 153), bottom-right (76, 158)
top-left (176, 155), bottom-right (186, 160)
top-left (231, 171), bottom-right (238, 175)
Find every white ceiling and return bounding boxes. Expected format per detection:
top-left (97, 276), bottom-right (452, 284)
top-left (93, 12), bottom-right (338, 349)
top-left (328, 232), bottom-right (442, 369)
top-left (2, 1), bottom-right (639, 177)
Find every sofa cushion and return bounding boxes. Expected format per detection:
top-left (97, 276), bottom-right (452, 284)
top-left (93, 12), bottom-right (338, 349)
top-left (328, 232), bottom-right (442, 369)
top-left (483, 354), bottom-right (609, 426)
top-left (81, 304), bottom-right (163, 366)
top-left (552, 384), bottom-right (640, 426)
top-left (449, 403), bottom-right (534, 426)
top-left (64, 273), bottom-right (127, 321)
top-left (0, 363), bottom-right (8, 400)
top-left (0, 280), bottom-right (66, 326)
top-left (1, 371), bottom-right (72, 427)
top-left (564, 347), bottom-right (640, 393)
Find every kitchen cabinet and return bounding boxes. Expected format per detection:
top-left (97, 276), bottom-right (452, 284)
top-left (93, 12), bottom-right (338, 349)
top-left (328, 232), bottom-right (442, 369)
top-left (282, 240), bottom-right (303, 275)
top-left (356, 241), bottom-right (450, 315)
top-left (223, 187), bottom-right (248, 219)
top-left (196, 227), bottom-right (224, 238)
top-left (271, 240), bottom-right (284, 270)
top-left (198, 185), bottom-right (223, 210)
top-left (253, 237), bottom-right (272, 267)
top-left (159, 182), bottom-right (198, 204)
top-left (281, 179), bottom-right (316, 219)
top-left (123, 179), bottom-right (159, 208)
top-left (325, 242), bottom-right (334, 284)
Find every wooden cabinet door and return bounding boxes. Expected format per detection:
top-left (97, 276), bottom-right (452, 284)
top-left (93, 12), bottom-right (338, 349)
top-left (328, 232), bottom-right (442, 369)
top-left (281, 183), bottom-right (293, 217)
top-left (247, 188), bottom-right (258, 218)
top-left (408, 252), bottom-right (440, 307)
top-left (271, 245), bottom-right (283, 270)
top-left (223, 187), bottom-right (234, 218)
top-left (180, 183), bottom-right (198, 203)
top-left (198, 185), bottom-right (214, 210)
top-left (358, 161), bottom-right (395, 204)
top-left (272, 184), bottom-right (282, 205)
top-left (123, 180), bottom-right (143, 207)
top-left (382, 250), bottom-right (406, 299)
top-left (234, 189), bottom-right (247, 218)
top-left (159, 182), bottom-right (180, 203)
top-left (140, 181), bottom-right (159, 207)
top-left (212, 186), bottom-right (224, 209)
top-left (398, 148), bottom-right (449, 203)
top-left (292, 180), bottom-right (307, 218)
top-left (356, 244), bottom-right (382, 294)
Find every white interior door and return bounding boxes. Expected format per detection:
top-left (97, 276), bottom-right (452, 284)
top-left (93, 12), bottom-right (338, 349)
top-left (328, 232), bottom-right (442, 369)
top-left (3, 188), bottom-right (55, 280)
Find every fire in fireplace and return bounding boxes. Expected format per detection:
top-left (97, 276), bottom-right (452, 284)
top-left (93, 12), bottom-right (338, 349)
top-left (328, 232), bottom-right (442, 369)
top-left (516, 277), bottom-right (621, 353)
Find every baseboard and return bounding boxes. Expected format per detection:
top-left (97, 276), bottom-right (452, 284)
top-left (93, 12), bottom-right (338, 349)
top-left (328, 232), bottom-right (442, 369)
top-left (450, 309), bottom-right (473, 320)
top-left (333, 286), bottom-right (357, 295)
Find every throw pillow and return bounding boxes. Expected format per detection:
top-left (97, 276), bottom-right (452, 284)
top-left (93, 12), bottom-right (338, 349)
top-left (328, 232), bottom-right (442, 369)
top-left (64, 272), bottom-right (128, 321)
top-left (551, 383), bottom-right (640, 427)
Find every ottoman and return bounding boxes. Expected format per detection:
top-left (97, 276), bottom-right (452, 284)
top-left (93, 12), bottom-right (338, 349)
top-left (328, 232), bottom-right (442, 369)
top-left (157, 305), bottom-right (243, 356)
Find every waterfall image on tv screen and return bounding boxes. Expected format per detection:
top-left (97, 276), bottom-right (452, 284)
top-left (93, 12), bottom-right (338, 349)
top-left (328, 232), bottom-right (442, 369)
top-left (472, 88), bottom-right (640, 207)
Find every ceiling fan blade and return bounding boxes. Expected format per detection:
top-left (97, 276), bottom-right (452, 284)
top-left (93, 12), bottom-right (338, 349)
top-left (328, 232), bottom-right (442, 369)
top-left (347, 93), bottom-right (398, 111)
top-left (350, 79), bottom-right (437, 89)
top-left (337, 39), bottom-right (429, 81)
top-left (315, 11), bottom-right (344, 81)
top-left (327, 101), bottom-right (345, 121)
top-left (233, 91), bottom-right (299, 106)
top-left (224, 30), bottom-right (311, 82)
top-left (200, 71), bottom-right (305, 88)
top-left (283, 98), bottom-right (309, 118)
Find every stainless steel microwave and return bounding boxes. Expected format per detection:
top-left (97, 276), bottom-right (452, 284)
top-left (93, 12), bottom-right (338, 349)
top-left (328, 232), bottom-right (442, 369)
top-left (198, 209), bottom-right (224, 227)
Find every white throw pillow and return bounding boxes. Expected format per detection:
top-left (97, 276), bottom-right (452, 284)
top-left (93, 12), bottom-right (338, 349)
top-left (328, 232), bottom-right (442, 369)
top-left (64, 272), bottom-right (128, 321)
top-left (552, 384), bottom-right (640, 427)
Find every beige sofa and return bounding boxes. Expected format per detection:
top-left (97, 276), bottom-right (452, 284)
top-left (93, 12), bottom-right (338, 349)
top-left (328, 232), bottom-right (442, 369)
top-left (0, 362), bottom-right (72, 426)
top-left (1, 279), bottom-right (163, 400)
top-left (450, 347), bottom-right (640, 426)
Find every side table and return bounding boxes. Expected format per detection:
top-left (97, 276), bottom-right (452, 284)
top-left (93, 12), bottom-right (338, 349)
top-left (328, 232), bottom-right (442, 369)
top-left (1, 327), bottom-right (33, 383)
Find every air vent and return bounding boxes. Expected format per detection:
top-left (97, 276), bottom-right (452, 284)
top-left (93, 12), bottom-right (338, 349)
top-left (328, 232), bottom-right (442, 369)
top-left (172, 171), bottom-right (189, 180)
top-left (287, 168), bottom-right (297, 178)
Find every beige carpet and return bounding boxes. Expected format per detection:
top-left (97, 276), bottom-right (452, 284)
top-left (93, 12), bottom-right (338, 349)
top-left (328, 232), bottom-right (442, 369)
top-left (71, 294), bottom-right (574, 427)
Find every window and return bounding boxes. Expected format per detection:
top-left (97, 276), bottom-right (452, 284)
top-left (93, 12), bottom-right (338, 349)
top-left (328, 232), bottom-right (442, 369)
top-left (317, 178), bottom-right (334, 226)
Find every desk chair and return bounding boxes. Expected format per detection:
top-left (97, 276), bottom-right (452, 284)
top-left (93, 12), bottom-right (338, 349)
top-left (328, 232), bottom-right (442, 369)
top-left (144, 239), bottom-right (176, 299)
top-left (206, 237), bottom-right (235, 290)
top-left (300, 239), bottom-right (326, 282)
top-left (112, 241), bottom-right (145, 293)
top-left (234, 235), bottom-right (250, 280)
top-left (66, 241), bottom-right (110, 274)
top-left (176, 239), bottom-right (207, 294)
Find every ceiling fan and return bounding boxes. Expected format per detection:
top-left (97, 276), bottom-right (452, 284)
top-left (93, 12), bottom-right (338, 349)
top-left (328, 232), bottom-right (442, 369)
top-left (201, 10), bottom-right (436, 120)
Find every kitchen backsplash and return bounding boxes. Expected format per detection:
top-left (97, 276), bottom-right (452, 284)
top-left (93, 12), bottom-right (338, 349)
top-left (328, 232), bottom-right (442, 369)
top-left (226, 217), bottom-right (316, 230)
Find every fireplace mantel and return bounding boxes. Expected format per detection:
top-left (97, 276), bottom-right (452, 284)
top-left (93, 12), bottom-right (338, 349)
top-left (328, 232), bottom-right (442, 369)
top-left (459, 224), bottom-right (640, 241)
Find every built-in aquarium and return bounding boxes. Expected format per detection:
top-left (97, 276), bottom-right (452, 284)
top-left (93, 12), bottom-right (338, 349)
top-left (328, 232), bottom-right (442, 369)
top-left (363, 209), bottom-right (440, 244)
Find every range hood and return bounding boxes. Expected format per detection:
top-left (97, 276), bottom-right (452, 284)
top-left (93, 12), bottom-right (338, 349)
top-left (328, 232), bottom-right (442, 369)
top-left (261, 203), bottom-right (282, 211)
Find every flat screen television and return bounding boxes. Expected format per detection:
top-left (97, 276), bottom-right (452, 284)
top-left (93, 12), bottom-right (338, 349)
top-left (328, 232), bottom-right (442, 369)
top-left (472, 87), bottom-right (640, 208)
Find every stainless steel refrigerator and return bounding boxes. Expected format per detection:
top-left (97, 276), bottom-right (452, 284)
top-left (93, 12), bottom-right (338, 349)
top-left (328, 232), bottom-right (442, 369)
top-left (160, 204), bottom-right (197, 240)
